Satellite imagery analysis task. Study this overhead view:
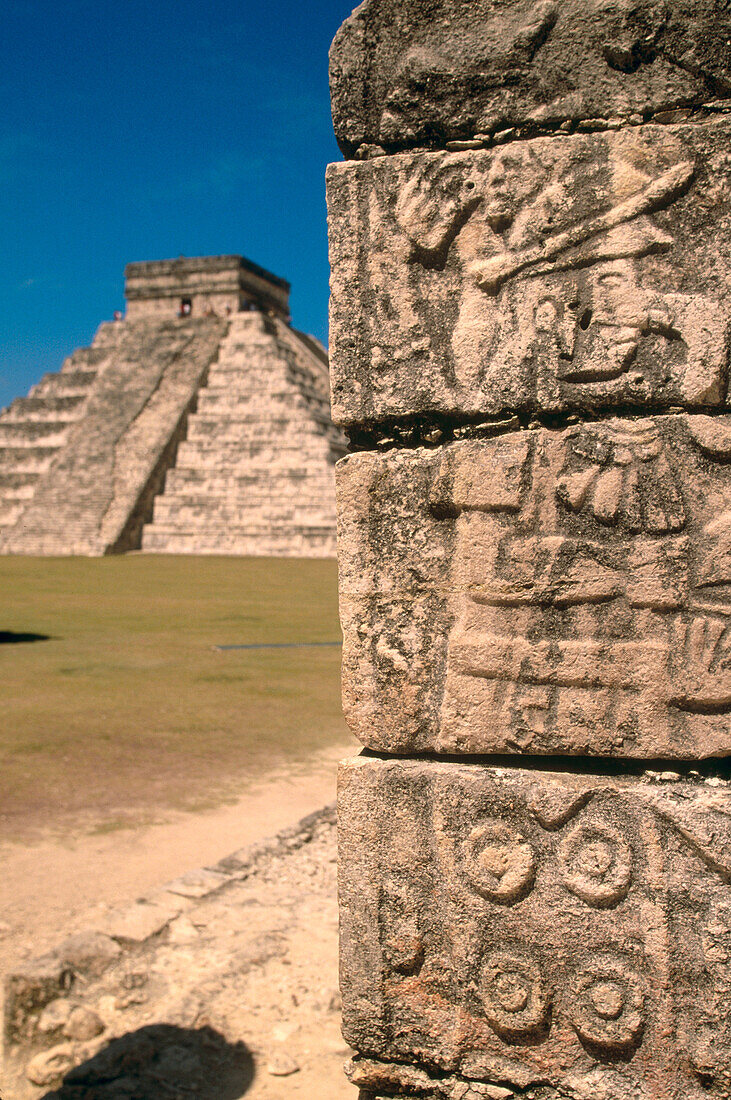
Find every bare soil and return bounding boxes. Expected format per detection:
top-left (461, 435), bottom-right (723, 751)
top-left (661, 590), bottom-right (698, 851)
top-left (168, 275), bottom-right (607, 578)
top-left (1, 744), bottom-right (358, 1100)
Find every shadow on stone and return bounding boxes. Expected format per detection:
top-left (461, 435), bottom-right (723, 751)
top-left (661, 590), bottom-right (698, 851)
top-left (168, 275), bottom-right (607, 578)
top-left (0, 630), bottom-right (51, 644)
top-left (41, 1024), bottom-right (255, 1099)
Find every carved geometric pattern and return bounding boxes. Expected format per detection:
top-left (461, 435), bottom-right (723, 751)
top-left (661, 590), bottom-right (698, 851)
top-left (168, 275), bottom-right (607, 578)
top-left (339, 756), bottom-right (731, 1100)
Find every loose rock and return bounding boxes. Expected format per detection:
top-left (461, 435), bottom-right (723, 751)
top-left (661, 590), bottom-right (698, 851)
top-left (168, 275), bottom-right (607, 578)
top-left (63, 1005), bottom-right (105, 1041)
top-left (26, 1043), bottom-right (74, 1086)
top-left (266, 1052), bottom-right (301, 1076)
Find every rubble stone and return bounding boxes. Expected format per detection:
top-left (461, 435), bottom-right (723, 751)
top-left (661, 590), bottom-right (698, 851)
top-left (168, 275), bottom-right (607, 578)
top-left (59, 932), bottom-right (122, 978)
top-left (26, 1043), bottom-right (75, 1087)
top-left (62, 1005), bottom-right (105, 1042)
top-left (1, 806), bottom-right (345, 1100)
top-left (37, 998), bottom-right (74, 1035)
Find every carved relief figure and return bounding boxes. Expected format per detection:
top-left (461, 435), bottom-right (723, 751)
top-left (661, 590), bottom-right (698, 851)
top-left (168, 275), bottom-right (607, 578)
top-left (392, 135), bottom-right (727, 410)
top-left (430, 417), bottom-right (731, 756)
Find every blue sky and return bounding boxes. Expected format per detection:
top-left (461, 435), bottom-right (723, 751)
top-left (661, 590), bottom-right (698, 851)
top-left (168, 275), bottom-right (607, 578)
top-left (0, 0), bottom-right (355, 408)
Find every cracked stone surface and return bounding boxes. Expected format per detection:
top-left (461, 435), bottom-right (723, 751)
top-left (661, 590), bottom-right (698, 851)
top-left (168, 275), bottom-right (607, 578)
top-left (330, 0), bottom-right (731, 158)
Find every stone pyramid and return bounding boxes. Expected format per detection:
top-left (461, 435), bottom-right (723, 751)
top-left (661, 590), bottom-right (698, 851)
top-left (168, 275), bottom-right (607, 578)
top-left (0, 256), bottom-right (345, 557)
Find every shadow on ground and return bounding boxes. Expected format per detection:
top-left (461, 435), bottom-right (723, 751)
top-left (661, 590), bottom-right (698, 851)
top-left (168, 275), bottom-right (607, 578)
top-left (42, 1024), bottom-right (255, 1099)
top-left (0, 630), bottom-right (51, 644)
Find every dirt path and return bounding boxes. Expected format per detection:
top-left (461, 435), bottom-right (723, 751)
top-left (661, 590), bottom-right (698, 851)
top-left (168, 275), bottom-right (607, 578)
top-left (3, 801), bottom-right (355, 1100)
top-left (0, 740), bottom-right (356, 978)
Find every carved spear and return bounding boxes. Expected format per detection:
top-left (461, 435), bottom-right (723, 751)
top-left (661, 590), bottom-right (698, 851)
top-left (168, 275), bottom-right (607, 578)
top-left (471, 160), bottom-right (695, 295)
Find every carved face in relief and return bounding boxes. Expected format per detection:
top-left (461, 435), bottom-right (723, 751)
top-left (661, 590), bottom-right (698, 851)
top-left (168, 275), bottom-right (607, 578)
top-left (591, 260), bottom-right (639, 326)
top-left (483, 151), bottom-right (530, 231)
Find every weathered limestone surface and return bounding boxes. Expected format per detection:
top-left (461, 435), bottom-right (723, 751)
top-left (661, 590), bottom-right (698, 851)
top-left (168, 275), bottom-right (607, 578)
top-left (340, 756), bottom-right (731, 1100)
top-left (328, 118), bottom-right (731, 428)
top-left (338, 416), bottom-right (731, 759)
top-left (330, 5), bottom-right (731, 1098)
top-left (330, 0), bottom-right (731, 158)
top-left (142, 312), bottom-right (345, 557)
top-left (0, 339), bottom-right (108, 538)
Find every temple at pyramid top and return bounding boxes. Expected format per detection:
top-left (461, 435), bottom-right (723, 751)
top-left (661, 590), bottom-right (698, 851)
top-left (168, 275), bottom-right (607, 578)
top-left (124, 254), bottom-right (291, 321)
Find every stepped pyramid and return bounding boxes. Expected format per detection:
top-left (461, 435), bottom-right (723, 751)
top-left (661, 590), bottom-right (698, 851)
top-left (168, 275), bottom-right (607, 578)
top-left (0, 342), bottom-right (109, 538)
top-left (0, 256), bottom-right (345, 556)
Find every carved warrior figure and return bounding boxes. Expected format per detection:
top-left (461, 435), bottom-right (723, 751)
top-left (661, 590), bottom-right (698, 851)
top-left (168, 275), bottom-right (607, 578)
top-left (329, 123), bottom-right (731, 424)
top-left (329, 1), bottom-right (731, 1098)
top-left (433, 418), bottom-right (731, 754)
top-left (390, 139), bottom-right (726, 409)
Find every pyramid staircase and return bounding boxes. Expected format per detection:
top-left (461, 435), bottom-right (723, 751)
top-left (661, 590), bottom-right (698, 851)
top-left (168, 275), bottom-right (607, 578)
top-left (141, 312), bottom-right (346, 556)
top-left (0, 330), bottom-right (116, 538)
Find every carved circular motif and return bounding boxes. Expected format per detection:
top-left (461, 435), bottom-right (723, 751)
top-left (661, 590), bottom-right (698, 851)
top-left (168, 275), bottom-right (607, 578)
top-left (480, 950), bottom-right (550, 1038)
top-left (461, 821), bottom-right (536, 903)
top-left (558, 821), bottom-right (632, 907)
top-left (569, 957), bottom-right (645, 1051)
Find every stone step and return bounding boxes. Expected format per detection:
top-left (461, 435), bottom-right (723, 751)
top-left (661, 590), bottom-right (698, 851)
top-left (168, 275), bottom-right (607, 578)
top-left (162, 488), bottom-right (335, 503)
top-left (0, 501), bottom-right (27, 527)
top-left (143, 526), bottom-right (338, 542)
top-left (205, 363), bottom-right (325, 385)
top-left (173, 445), bottom-right (336, 469)
top-left (195, 388), bottom-right (328, 410)
top-left (0, 484), bottom-right (37, 504)
top-left (0, 446), bottom-right (59, 471)
top-left (186, 418), bottom-right (331, 442)
top-left (200, 381), bottom-right (329, 401)
top-left (152, 483), bottom-right (336, 506)
top-left (151, 497), bottom-right (336, 525)
top-left (146, 506), bottom-right (338, 528)
top-left (30, 369), bottom-right (98, 397)
top-left (141, 526), bottom-right (338, 556)
top-left (0, 421), bottom-right (70, 445)
top-left (164, 470), bottom-right (334, 493)
top-left (2, 395), bottom-right (86, 421)
top-left (190, 403), bottom-right (312, 423)
top-left (61, 344), bottom-right (112, 369)
top-left (177, 440), bottom-right (334, 463)
top-left (0, 471), bottom-right (40, 492)
top-left (184, 425), bottom-right (324, 445)
top-left (202, 370), bottom-right (301, 388)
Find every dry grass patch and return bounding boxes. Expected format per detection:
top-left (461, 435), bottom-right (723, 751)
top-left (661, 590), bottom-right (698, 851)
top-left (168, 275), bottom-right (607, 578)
top-left (0, 555), bottom-right (348, 838)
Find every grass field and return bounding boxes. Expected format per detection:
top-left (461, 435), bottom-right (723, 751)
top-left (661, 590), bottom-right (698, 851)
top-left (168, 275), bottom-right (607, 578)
top-left (0, 555), bottom-right (349, 838)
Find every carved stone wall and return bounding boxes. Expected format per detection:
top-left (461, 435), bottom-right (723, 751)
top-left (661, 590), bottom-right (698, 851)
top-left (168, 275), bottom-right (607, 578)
top-left (329, 3), bottom-right (731, 1098)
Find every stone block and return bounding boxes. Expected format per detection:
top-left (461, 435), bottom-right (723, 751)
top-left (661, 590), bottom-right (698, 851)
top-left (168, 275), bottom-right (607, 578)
top-left (339, 755), bottom-right (731, 1100)
top-left (96, 900), bottom-right (181, 944)
top-left (327, 119), bottom-right (730, 428)
top-left (3, 955), bottom-right (74, 1045)
top-left (338, 415), bottom-right (731, 759)
top-left (330, 0), bottom-right (731, 158)
top-left (162, 868), bottom-right (230, 899)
